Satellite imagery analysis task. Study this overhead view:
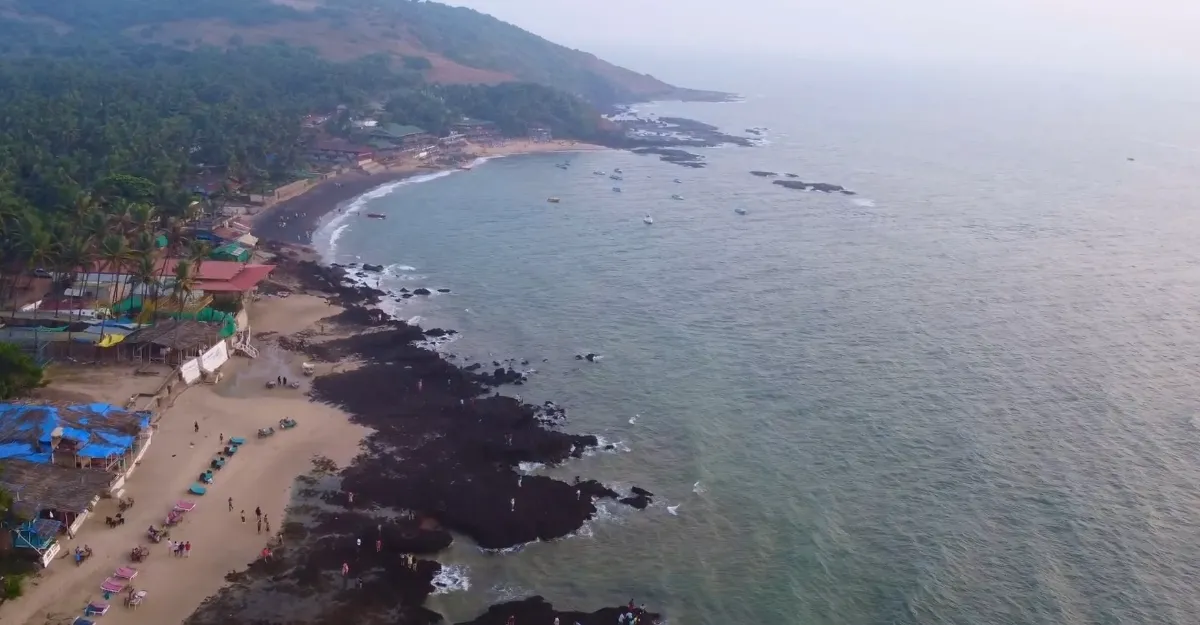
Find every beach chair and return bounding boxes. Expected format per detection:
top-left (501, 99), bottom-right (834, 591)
top-left (211, 456), bottom-right (226, 470)
top-left (229, 436), bottom-right (246, 445)
top-left (125, 590), bottom-right (147, 609)
top-left (100, 577), bottom-right (127, 594)
top-left (85, 600), bottom-right (110, 616)
top-left (114, 566), bottom-right (138, 580)
top-left (72, 618), bottom-right (95, 625)
top-left (224, 445), bottom-right (238, 456)
top-left (200, 470), bottom-right (214, 484)
top-left (175, 500), bottom-right (198, 512)
top-left (188, 483), bottom-right (207, 496)
top-left (279, 418), bottom-right (297, 429)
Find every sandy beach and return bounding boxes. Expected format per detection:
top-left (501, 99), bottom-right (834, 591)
top-left (0, 294), bottom-right (369, 625)
top-left (252, 139), bottom-right (606, 245)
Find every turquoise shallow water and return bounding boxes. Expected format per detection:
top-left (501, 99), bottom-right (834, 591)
top-left (318, 63), bottom-right (1200, 624)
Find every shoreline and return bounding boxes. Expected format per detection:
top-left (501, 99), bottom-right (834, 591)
top-left (252, 139), bottom-right (606, 247)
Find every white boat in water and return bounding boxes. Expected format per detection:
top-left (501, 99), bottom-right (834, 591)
top-left (610, 174), bottom-right (623, 180)
top-left (643, 214), bottom-right (654, 225)
top-left (593, 170), bottom-right (606, 176)
top-left (673, 178), bottom-right (682, 184)
top-left (734, 208), bottom-right (748, 215)
top-left (671, 194), bottom-right (684, 200)
top-left (547, 197), bottom-right (561, 203)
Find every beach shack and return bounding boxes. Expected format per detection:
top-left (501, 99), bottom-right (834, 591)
top-left (0, 459), bottom-right (115, 567)
top-left (450, 118), bottom-right (498, 142)
top-left (528, 124), bottom-right (552, 142)
top-left (124, 319), bottom-right (228, 365)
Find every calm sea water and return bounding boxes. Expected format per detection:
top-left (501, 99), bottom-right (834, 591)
top-left (317, 62), bottom-right (1200, 624)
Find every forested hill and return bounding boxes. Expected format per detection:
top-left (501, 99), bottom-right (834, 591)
top-left (0, 0), bottom-right (719, 106)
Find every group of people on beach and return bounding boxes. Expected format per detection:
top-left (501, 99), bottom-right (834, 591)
top-left (166, 539), bottom-right (192, 557)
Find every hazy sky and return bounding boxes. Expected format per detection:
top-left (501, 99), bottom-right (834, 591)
top-left (443, 0), bottom-right (1199, 75)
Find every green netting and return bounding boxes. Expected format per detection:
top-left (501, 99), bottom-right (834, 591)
top-left (211, 242), bottom-right (250, 262)
top-left (109, 297), bottom-right (236, 338)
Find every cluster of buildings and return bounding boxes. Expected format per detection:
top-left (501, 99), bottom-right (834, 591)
top-left (306, 115), bottom-right (554, 167)
top-left (0, 401), bottom-right (153, 566)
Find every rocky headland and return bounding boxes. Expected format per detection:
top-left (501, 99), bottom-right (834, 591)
top-left (186, 245), bottom-right (662, 625)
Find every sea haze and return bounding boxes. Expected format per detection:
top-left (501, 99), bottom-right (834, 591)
top-left (317, 62), bottom-right (1200, 624)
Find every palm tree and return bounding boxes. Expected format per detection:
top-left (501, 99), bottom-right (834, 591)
top-left (168, 260), bottom-right (196, 354)
top-left (98, 234), bottom-right (131, 311)
top-left (58, 235), bottom-right (94, 342)
top-left (128, 252), bottom-right (159, 323)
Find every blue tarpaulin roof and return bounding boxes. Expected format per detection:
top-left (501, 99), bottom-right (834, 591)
top-left (0, 402), bottom-right (151, 463)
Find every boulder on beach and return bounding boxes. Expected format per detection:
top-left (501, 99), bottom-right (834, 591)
top-left (412, 288), bottom-right (432, 295)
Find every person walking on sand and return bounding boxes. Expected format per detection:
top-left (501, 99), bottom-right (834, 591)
top-left (376, 538), bottom-right (382, 553)
top-left (255, 506), bottom-right (262, 521)
top-left (228, 497), bottom-right (233, 512)
top-left (194, 421), bottom-right (199, 433)
top-left (241, 510), bottom-right (246, 524)
top-left (264, 515), bottom-right (271, 532)
top-left (185, 541), bottom-right (191, 558)
top-left (257, 518), bottom-right (262, 534)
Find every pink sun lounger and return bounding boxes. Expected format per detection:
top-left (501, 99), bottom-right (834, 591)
top-left (114, 566), bottom-right (138, 579)
top-left (100, 577), bottom-right (126, 593)
top-left (174, 499), bottom-right (197, 512)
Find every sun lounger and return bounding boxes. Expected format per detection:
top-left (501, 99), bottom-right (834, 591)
top-left (188, 483), bottom-right (207, 495)
top-left (229, 436), bottom-right (246, 445)
top-left (175, 500), bottom-right (198, 512)
top-left (224, 445), bottom-right (238, 456)
top-left (85, 600), bottom-right (110, 616)
top-left (100, 577), bottom-right (127, 593)
top-left (114, 566), bottom-right (138, 579)
top-left (279, 418), bottom-right (297, 429)
top-left (200, 470), bottom-right (214, 484)
top-left (211, 457), bottom-right (226, 470)
top-left (72, 618), bottom-right (95, 625)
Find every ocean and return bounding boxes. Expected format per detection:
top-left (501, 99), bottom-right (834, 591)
top-left (315, 61), bottom-right (1200, 624)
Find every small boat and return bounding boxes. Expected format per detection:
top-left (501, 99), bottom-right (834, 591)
top-left (556, 163), bottom-right (570, 169)
top-left (610, 174), bottom-right (623, 180)
top-left (734, 208), bottom-right (748, 215)
top-left (547, 197), bottom-right (561, 203)
top-left (643, 215), bottom-right (654, 225)
top-left (612, 187), bottom-right (622, 193)
top-left (673, 178), bottom-right (682, 184)
top-left (593, 170), bottom-right (606, 176)
top-left (366, 213), bottom-right (387, 219)
top-left (614, 168), bottom-right (623, 174)
top-left (671, 194), bottom-right (684, 200)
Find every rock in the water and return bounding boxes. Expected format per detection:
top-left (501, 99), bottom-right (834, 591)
top-left (773, 179), bottom-right (852, 194)
top-left (436, 288), bottom-right (451, 293)
top-left (584, 353), bottom-right (598, 362)
top-left (750, 170), bottom-right (778, 177)
top-left (412, 288), bottom-right (432, 295)
top-left (362, 263), bottom-right (384, 272)
top-left (401, 293), bottom-right (413, 298)
top-left (785, 173), bottom-right (799, 178)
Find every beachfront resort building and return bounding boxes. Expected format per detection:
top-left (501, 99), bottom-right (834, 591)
top-left (450, 117), bottom-right (499, 142)
top-left (0, 401), bottom-right (153, 564)
top-left (528, 124), bottom-right (552, 142)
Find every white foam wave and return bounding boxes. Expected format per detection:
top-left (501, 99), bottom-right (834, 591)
top-left (851, 198), bottom-right (876, 208)
top-left (517, 461), bottom-right (545, 474)
top-left (583, 436), bottom-right (631, 457)
top-left (406, 315), bottom-right (423, 326)
top-left (431, 564), bottom-right (470, 595)
top-left (693, 481), bottom-right (705, 495)
top-left (315, 170), bottom-right (456, 261)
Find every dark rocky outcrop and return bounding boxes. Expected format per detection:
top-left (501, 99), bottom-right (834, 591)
top-left (630, 147), bottom-right (705, 168)
top-left (457, 597), bottom-right (662, 625)
top-left (362, 263), bottom-right (384, 272)
top-left (773, 179), bottom-right (856, 195)
top-left (412, 287), bottom-right (432, 295)
top-left (750, 170), bottom-right (778, 177)
top-left (436, 288), bottom-right (451, 293)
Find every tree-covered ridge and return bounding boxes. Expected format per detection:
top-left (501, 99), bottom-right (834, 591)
top-left (0, 43), bottom-right (417, 212)
top-left (0, 0), bottom-right (700, 106)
